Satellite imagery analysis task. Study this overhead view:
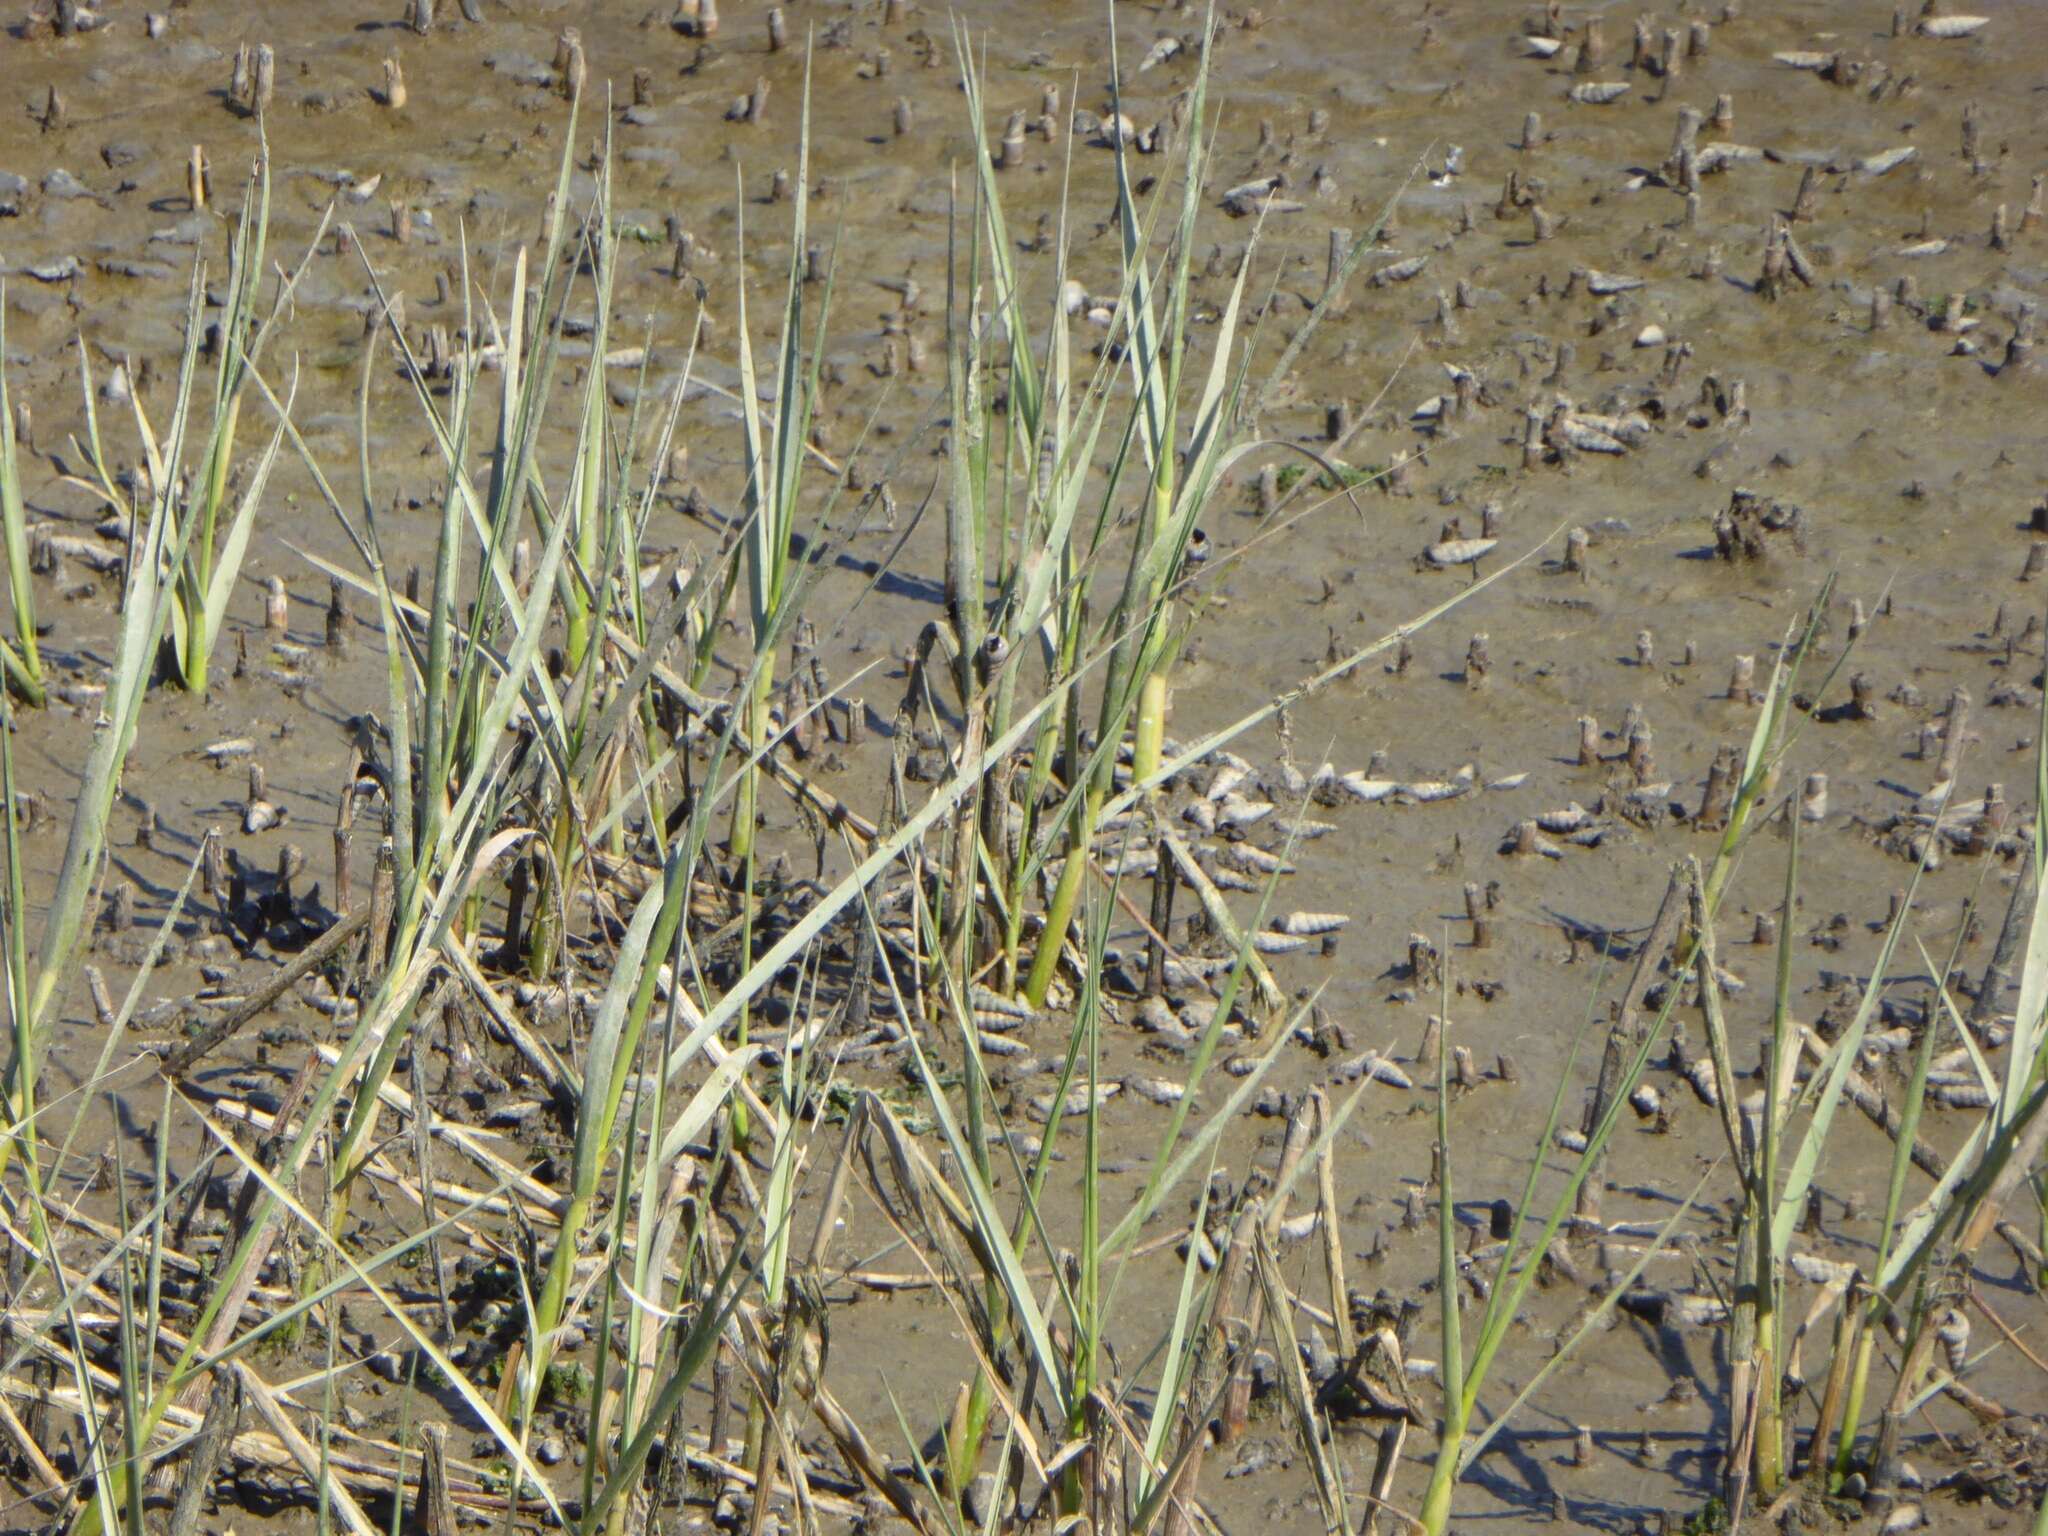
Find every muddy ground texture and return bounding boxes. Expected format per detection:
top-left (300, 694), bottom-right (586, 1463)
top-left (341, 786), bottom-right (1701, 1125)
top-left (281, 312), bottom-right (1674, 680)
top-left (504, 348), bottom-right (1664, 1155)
top-left (2, 0), bottom-right (2047, 1533)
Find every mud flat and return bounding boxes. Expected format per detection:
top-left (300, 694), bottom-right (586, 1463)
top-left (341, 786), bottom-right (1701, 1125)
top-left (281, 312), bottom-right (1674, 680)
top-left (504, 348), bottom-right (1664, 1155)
top-left (0, 3), bottom-right (2044, 1536)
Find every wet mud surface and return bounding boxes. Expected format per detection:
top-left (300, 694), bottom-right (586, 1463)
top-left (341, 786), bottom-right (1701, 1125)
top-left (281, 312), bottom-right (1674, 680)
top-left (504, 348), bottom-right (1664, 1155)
top-left (3, 0), bottom-right (2047, 1533)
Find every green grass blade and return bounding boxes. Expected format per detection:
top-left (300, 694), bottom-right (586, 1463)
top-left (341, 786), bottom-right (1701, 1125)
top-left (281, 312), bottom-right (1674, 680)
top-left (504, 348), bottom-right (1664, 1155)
top-left (1771, 822), bottom-right (1938, 1253)
top-left (0, 299), bottom-right (43, 698)
top-left (199, 372), bottom-right (293, 661)
top-left (1458, 1162), bottom-right (1717, 1473)
top-left (187, 1106), bottom-right (569, 1527)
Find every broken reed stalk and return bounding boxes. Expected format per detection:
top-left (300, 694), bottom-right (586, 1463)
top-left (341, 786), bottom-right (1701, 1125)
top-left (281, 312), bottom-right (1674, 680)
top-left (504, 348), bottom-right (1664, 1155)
top-left (1145, 816), bottom-right (1176, 995)
top-left (1219, 1095), bottom-right (1318, 1442)
top-left (1575, 871), bottom-right (1685, 1225)
top-left (1463, 882), bottom-right (1490, 949)
top-left (164, 1370), bottom-right (243, 1536)
top-left (161, 908), bottom-right (370, 1079)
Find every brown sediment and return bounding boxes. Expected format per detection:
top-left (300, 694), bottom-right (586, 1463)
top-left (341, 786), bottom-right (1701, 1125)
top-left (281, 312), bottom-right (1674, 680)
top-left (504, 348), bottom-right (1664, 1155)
top-left (0, 6), bottom-right (2041, 1534)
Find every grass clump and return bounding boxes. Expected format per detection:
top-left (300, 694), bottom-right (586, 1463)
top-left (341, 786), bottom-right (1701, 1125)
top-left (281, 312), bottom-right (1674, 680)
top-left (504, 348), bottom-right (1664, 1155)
top-left (1, 16), bottom-right (2041, 1536)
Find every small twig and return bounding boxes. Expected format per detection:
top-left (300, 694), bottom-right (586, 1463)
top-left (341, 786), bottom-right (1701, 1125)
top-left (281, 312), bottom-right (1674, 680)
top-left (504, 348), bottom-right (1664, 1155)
top-left (1724, 1366), bottom-right (1758, 1536)
top-left (160, 908), bottom-right (368, 1079)
top-left (0, 1392), bottom-right (61, 1498)
top-left (166, 1369), bottom-right (243, 1536)
top-left (234, 1361), bottom-right (380, 1536)
top-left (415, 1422), bottom-right (458, 1536)
top-left (1363, 1423), bottom-right (1415, 1536)
top-left (409, 1043), bottom-right (454, 1343)
top-left (1968, 1289), bottom-right (2048, 1377)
